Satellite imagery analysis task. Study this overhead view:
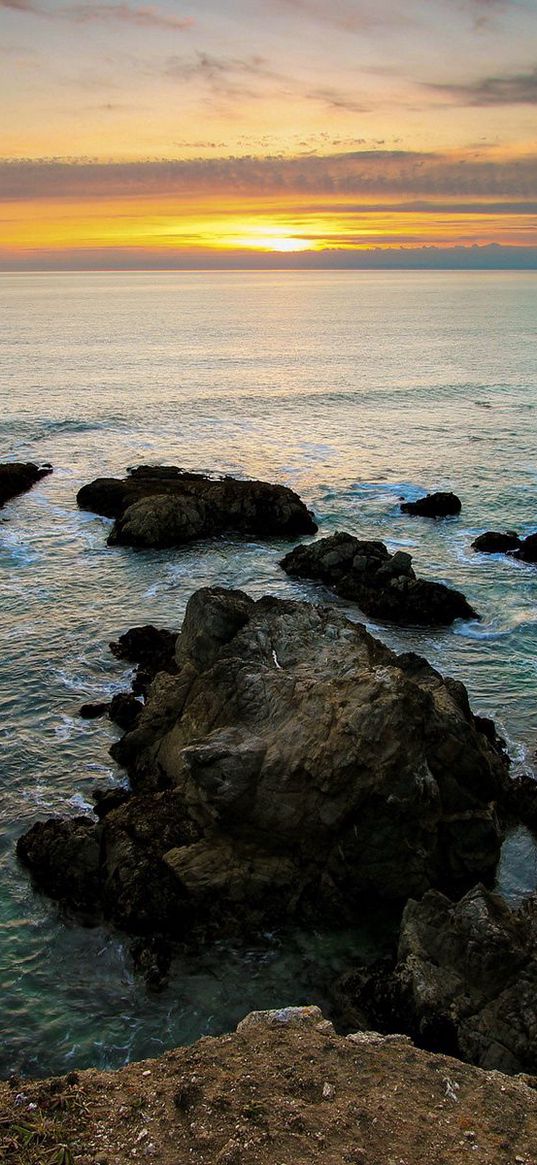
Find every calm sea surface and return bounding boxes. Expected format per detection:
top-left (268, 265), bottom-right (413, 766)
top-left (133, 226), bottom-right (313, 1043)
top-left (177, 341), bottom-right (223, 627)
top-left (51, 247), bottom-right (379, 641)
top-left (1, 269), bottom-right (536, 1077)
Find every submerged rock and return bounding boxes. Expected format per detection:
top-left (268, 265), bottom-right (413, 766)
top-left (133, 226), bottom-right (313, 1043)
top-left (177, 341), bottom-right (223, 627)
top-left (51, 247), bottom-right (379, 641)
top-left (0, 462), bottom-right (52, 508)
top-left (337, 885), bottom-right (537, 1076)
top-left (401, 491), bottom-right (461, 518)
top-left (18, 589), bottom-right (509, 944)
top-left (77, 465), bottom-right (317, 547)
top-left (280, 532), bottom-right (478, 625)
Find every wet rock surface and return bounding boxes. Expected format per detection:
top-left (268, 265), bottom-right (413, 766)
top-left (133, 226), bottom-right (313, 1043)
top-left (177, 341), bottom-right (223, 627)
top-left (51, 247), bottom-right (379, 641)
top-left (281, 532), bottom-right (478, 625)
top-left (472, 530), bottom-right (537, 563)
top-left (400, 491), bottom-right (462, 517)
top-left (0, 462), bottom-right (52, 508)
top-left (18, 588), bottom-right (509, 946)
top-left (77, 465), bottom-right (317, 547)
top-left (336, 885), bottom-right (537, 1076)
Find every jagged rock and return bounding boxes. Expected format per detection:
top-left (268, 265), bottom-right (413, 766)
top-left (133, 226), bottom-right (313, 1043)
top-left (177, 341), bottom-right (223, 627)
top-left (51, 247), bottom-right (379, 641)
top-left (92, 787), bottom-right (132, 820)
top-left (109, 692), bottom-right (142, 731)
top-left (16, 817), bottom-right (100, 914)
top-left (280, 532), bottom-right (478, 625)
top-left (401, 491), bottom-right (461, 517)
top-left (109, 624), bottom-right (178, 696)
top-left (0, 462), bottom-right (52, 508)
top-left (472, 531), bottom-right (521, 554)
top-left (335, 884), bottom-right (537, 1075)
top-left (77, 465), bottom-right (317, 547)
top-left (17, 589), bottom-right (509, 944)
top-left (79, 701), bottom-right (110, 719)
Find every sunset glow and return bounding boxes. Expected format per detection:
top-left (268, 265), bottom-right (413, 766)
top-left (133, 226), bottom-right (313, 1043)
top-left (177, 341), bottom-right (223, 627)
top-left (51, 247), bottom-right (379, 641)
top-left (1, 1), bottom-right (536, 268)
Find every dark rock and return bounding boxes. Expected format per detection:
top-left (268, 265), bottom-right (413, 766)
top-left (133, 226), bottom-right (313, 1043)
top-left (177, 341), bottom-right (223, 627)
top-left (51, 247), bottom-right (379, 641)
top-left (472, 531), bottom-right (521, 554)
top-left (390, 886), bottom-right (537, 1075)
top-left (79, 702), bottom-right (110, 720)
top-left (18, 589), bottom-right (509, 943)
top-left (92, 787), bottom-right (132, 820)
top-left (501, 771), bottom-right (537, 832)
top-left (77, 465), bottom-right (317, 547)
top-left (129, 934), bottom-right (172, 990)
top-left (280, 532), bottom-right (478, 626)
top-left (0, 462), bottom-right (53, 508)
top-left (401, 491), bottom-right (461, 518)
top-left (109, 693), bottom-right (142, 732)
top-left (514, 532), bottom-right (537, 563)
top-left (109, 624), bottom-right (178, 697)
top-left (16, 817), bottom-right (100, 914)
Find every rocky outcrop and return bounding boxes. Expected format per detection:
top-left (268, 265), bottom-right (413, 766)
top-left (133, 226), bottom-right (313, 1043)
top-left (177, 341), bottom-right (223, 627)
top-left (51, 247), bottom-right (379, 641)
top-left (18, 589), bottom-right (509, 945)
top-left (109, 623), bottom-right (178, 696)
top-left (401, 491), bottom-right (461, 518)
top-left (3, 1007), bottom-right (536, 1165)
top-left (338, 885), bottom-right (537, 1076)
top-left (472, 531), bottom-right (521, 554)
top-left (472, 530), bottom-right (537, 563)
top-left (77, 465), bottom-right (317, 547)
top-left (0, 461), bottom-right (52, 507)
top-left (280, 532), bottom-right (478, 625)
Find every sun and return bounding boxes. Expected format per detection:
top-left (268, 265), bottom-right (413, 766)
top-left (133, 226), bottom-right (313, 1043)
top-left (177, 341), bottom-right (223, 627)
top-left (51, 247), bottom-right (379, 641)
top-left (267, 236), bottom-right (311, 252)
top-left (226, 228), bottom-right (313, 253)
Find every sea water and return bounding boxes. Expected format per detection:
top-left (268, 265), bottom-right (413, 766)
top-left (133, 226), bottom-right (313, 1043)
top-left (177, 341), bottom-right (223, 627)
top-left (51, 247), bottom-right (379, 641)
top-left (1, 269), bottom-right (536, 1077)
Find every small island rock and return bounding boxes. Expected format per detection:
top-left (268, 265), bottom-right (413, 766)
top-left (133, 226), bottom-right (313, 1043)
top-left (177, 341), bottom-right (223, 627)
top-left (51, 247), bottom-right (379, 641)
top-left (77, 465), bottom-right (317, 547)
top-left (281, 531), bottom-right (478, 625)
top-left (401, 491), bottom-right (461, 518)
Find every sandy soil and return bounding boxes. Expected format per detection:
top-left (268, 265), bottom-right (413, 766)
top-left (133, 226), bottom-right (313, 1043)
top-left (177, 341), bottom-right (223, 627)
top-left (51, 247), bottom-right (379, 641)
top-left (1, 1008), bottom-right (536, 1165)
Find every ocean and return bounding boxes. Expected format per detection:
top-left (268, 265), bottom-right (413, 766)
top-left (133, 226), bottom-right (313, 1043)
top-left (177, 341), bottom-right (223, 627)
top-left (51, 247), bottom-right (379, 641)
top-left (1, 269), bottom-right (536, 1078)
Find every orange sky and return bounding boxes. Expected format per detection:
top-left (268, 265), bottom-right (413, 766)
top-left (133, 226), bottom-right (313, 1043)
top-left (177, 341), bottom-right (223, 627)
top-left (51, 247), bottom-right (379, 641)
top-left (1, 1), bottom-right (536, 267)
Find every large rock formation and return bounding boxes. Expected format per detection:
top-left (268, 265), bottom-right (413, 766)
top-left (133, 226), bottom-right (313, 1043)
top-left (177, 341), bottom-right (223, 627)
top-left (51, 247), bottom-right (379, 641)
top-left (401, 491), bottom-right (462, 518)
top-left (281, 532), bottom-right (478, 625)
top-left (336, 885), bottom-right (537, 1076)
top-left (77, 465), bottom-right (317, 547)
top-left (0, 461), bottom-right (52, 507)
top-left (18, 589), bottom-right (509, 946)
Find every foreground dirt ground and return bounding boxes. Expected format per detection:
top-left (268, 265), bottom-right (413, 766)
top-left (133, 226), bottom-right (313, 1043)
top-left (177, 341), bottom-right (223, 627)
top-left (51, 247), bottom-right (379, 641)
top-left (1, 1008), bottom-right (536, 1165)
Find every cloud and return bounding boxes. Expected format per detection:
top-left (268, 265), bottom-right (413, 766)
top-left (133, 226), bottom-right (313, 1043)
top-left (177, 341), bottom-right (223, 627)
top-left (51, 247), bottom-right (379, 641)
top-left (426, 66), bottom-right (537, 105)
top-left (0, 1), bottom-right (194, 28)
top-left (2, 149), bottom-right (537, 202)
top-left (272, 0), bottom-right (412, 33)
top-left (308, 87), bottom-right (371, 114)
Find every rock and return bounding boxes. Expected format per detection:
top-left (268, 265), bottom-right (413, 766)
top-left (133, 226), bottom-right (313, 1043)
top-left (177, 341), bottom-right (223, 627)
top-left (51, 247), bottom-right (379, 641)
top-left (91, 787), bottom-right (131, 820)
top-left (280, 532), bottom-right (478, 625)
top-left (472, 532), bottom-right (521, 554)
top-left (401, 491), bottom-right (461, 518)
top-left (0, 462), bottom-right (52, 508)
top-left (394, 886), bottom-right (537, 1075)
top-left (109, 693), bottom-right (142, 732)
top-left (237, 1006), bottom-right (329, 1032)
top-left (514, 533), bottom-right (537, 564)
top-left (109, 624), bottom-right (178, 696)
top-left (500, 772), bottom-right (537, 832)
top-left (79, 702), bottom-right (110, 720)
top-left (336, 885), bottom-right (537, 1075)
top-left (18, 589), bottom-right (510, 943)
top-left (16, 817), bottom-right (100, 915)
top-left (77, 465), bottom-right (317, 547)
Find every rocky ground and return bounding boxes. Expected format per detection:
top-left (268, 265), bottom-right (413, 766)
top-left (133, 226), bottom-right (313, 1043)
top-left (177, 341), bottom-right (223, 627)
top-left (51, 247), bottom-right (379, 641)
top-left (1, 1008), bottom-right (536, 1165)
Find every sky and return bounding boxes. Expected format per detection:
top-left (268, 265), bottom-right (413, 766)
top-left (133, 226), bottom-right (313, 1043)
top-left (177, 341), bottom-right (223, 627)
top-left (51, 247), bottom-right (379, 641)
top-left (0, 0), bottom-right (536, 268)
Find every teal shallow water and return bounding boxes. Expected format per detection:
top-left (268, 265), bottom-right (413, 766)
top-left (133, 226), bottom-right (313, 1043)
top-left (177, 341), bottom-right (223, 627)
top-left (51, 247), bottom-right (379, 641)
top-left (1, 270), bottom-right (536, 1077)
